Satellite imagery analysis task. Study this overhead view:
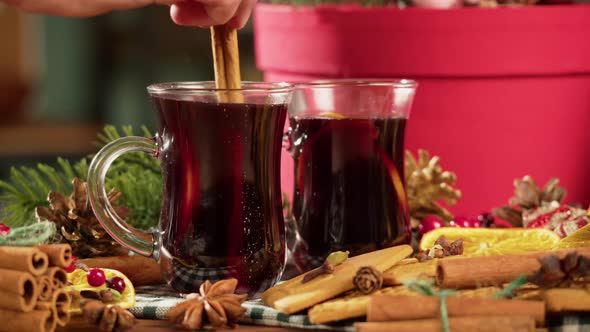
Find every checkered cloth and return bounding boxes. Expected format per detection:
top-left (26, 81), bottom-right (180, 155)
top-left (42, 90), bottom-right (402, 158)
top-left (130, 285), bottom-right (353, 331)
top-left (131, 285), bottom-right (590, 331)
top-left (168, 264), bottom-right (238, 292)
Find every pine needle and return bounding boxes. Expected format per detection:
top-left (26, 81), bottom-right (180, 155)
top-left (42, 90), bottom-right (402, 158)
top-left (0, 125), bottom-right (161, 230)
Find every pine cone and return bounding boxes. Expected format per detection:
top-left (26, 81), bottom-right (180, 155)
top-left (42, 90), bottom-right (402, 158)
top-left (493, 176), bottom-right (566, 227)
top-left (405, 150), bottom-right (461, 223)
top-left (166, 278), bottom-right (247, 330)
top-left (35, 178), bottom-right (129, 258)
top-left (82, 301), bottom-right (136, 332)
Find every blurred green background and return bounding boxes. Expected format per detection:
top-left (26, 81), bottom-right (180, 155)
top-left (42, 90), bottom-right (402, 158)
top-left (0, 4), bottom-right (261, 180)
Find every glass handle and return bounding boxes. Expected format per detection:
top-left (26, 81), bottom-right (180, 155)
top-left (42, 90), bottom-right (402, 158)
top-left (87, 136), bottom-right (160, 260)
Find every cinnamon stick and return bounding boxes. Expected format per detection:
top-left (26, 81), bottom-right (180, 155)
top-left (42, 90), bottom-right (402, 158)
top-left (0, 246), bottom-right (48, 275)
top-left (52, 288), bottom-right (71, 327)
top-left (355, 316), bottom-right (536, 332)
top-left (44, 267), bottom-right (67, 290)
top-left (35, 245), bottom-right (72, 269)
top-left (437, 248), bottom-right (590, 289)
top-left (0, 309), bottom-right (55, 332)
top-left (210, 24), bottom-right (243, 103)
top-left (308, 285), bottom-right (503, 324)
top-left (36, 276), bottom-right (53, 302)
top-left (79, 255), bottom-right (163, 286)
top-left (367, 294), bottom-right (545, 326)
top-left (262, 245), bottom-right (413, 314)
top-left (382, 259), bottom-right (437, 285)
top-left (0, 268), bottom-right (39, 311)
top-left (541, 288), bottom-right (590, 313)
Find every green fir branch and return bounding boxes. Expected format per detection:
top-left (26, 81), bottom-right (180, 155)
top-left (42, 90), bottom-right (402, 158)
top-left (0, 125), bottom-right (162, 230)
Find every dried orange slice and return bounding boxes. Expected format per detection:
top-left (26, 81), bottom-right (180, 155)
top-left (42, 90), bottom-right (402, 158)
top-left (318, 112), bottom-right (346, 119)
top-left (67, 268), bottom-right (135, 314)
top-left (420, 227), bottom-right (560, 256)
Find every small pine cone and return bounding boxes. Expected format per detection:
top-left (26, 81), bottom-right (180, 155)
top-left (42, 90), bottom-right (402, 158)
top-left (406, 150), bottom-right (461, 223)
top-left (35, 178), bottom-right (129, 258)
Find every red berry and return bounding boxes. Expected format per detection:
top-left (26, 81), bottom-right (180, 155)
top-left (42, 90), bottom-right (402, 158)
top-left (449, 216), bottom-right (481, 228)
top-left (419, 215), bottom-right (444, 237)
top-left (107, 277), bottom-right (126, 293)
top-left (477, 213), bottom-right (495, 228)
top-left (87, 269), bottom-right (106, 287)
top-left (0, 224), bottom-right (10, 236)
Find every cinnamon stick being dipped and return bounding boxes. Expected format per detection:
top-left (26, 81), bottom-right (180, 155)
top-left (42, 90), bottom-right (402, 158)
top-left (437, 248), bottom-right (590, 289)
top-left (367, 294), bottom-right (545, 326)
top-left (0, 246), bottom-right (48, 276)
top-left (355, 315), bottom-right (536, 332)
top-left (0, 268), bottom-right (39, 312)
top-left (210, 24), bottom-right (243, 103)
top-left (0, 309), bottom-right (55, 332)
top-left (35, 244), bottom-right (72, 269)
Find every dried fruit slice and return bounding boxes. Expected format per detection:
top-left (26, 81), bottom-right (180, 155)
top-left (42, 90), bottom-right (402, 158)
top-left (555, 223), bottom-right (590, 249)
top-left (420, 227), bottom-right (560, 256)
top-left (318, 112), bottom-right (346, 119)
top-left (67, 268), bottom-right (135, 314)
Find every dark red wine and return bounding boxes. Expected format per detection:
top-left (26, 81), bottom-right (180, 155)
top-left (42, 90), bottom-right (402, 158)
top-left (289, 117), bottom-right (410, 271)
top-left (152, 97), bottom-right (287, 297)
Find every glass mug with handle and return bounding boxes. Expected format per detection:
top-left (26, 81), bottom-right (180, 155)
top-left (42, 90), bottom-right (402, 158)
top-left (87, 82), bottom-right (293, 297)
top-left (285, 80), bottom-right (417, 272)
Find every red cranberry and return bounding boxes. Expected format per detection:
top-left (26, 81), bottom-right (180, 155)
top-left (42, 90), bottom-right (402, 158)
top-left (0, 224), bottom-right (10, 236)
top-left (64, 256), bottom-right (77, 273)
top-left (449, 216), bottom-right (481, 228)
top-left (419, 215), bottom-right (444, 237)
top-left (477, 213), bottom-right (495, 228)
top-left (87, 269), bottom-right (106, 287)
top-left (107, 277), bottom-right (126, 293)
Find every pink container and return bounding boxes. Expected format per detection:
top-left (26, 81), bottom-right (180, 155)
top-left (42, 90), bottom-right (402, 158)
top-left (254, 4), bottom-right (590, 215)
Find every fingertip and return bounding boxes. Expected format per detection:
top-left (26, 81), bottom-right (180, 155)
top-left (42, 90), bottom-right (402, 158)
top-left (170, 1), bottom-right (215, 27)
top-left (228, 16), bottom-right (244, 29)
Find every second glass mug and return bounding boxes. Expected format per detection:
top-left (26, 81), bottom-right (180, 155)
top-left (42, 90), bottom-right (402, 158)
top-left (285, 80), bottom-right (418, 272)
top-left (87, 82), bottom-right (293, 297)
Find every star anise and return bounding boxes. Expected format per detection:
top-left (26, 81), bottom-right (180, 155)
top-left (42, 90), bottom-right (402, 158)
top-left (165, 278), bottom-right (247, 330)
top-left (82, 300), bottom-right (136, 332)
top-left (528, 251), bottom-right (590, 288)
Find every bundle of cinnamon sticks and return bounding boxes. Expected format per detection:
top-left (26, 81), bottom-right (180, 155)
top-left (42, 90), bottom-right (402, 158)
top-left (0, 244), bottom-right (72, 332)
top-left (356, 247), bottom-right (590, 332)
top-left (263, 245), bottom-right (590, 332)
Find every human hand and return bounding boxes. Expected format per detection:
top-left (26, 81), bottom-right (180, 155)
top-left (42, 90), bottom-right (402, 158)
top-left (2, 0), bottom-right (255, 29)
top-left (170, 0), bottom-right (256, 28)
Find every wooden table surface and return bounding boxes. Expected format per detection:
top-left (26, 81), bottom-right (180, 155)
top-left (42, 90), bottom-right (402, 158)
top-left (58, 318), bottom-right (308, 332)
